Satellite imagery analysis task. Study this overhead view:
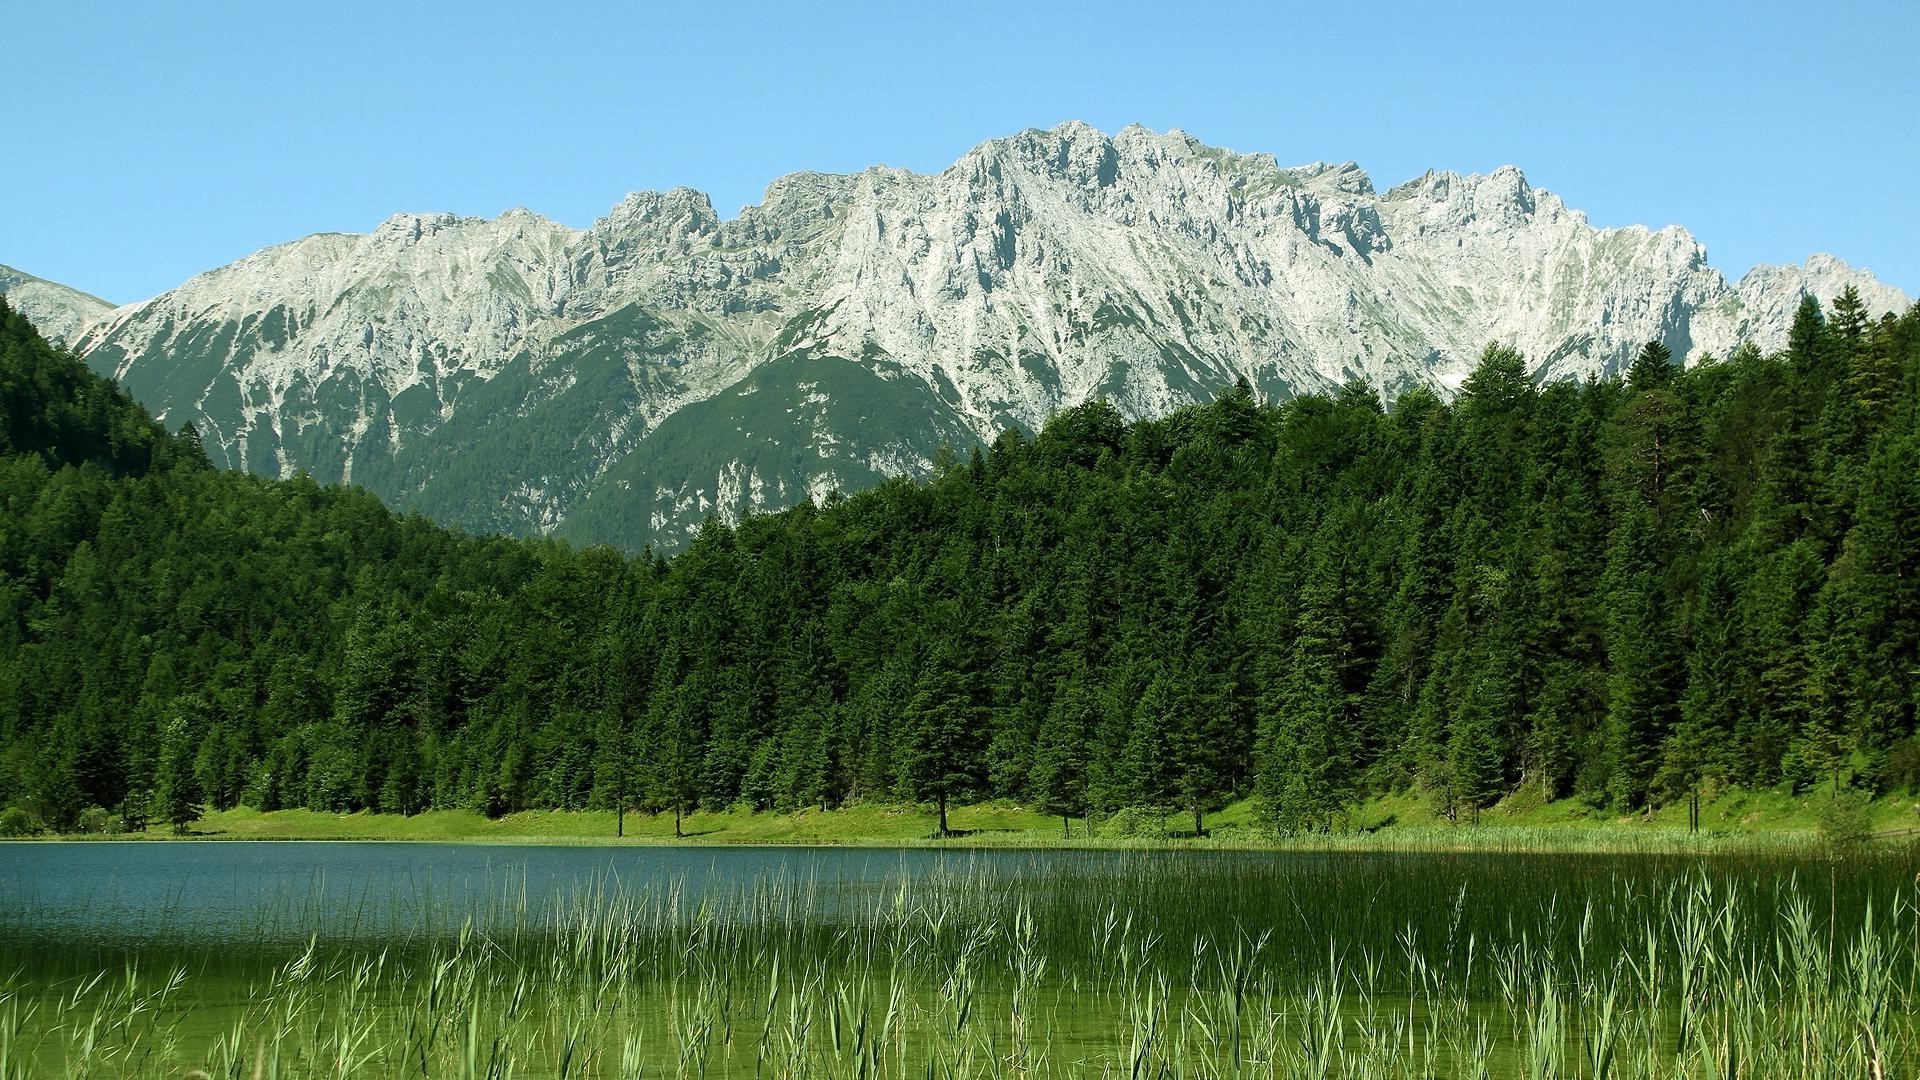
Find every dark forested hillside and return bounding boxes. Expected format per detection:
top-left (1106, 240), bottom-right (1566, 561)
top-left (2, 289), bottom-right (1917, 834)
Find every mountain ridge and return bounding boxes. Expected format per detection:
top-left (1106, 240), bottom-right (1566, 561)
top-left (0, 264), bottom-right (116, 348)
top-left (10, 122), bottom-right (1910, 550)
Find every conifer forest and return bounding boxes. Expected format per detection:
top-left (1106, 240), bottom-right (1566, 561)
top-left (2, 290), bottom-right (1918, 837)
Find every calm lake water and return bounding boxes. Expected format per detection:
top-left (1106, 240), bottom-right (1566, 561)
top-left (2, 840), bottom-right (1901, 955)
top-left (2, 842), bottom-right (1098, 945)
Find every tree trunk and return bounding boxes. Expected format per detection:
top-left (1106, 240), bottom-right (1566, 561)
top-left (1192, 804), bottom-right (1205, 839)
top-left (674, 805), bottom-right (683, 838)
top-left (1062, 814), bottom-right (1071, 840)
top-left (617, 802), bottom-right (624, 838)
top-left (938, 792), bottom-right (950, 837)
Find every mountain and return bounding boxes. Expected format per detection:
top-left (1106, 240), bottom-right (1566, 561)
top-left (37, 123), bottom-right (1912, 550)
top-left (0, 265), bottom-right (115, 349)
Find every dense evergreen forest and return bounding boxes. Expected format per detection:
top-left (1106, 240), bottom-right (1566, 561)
top-left (3, 289), bottom-right (1918, 836)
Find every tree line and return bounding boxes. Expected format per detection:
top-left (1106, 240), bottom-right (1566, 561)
top-left (1, 288), bottom-right (1917, 835)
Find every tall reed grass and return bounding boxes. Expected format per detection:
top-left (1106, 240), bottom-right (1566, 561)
top-left (2, 848), bottom-right (1915, 1077)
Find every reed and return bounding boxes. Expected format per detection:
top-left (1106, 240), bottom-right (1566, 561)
top-left (2, 849), bottom-right (1916, 1077)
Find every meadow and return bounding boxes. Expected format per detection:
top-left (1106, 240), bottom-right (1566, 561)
top-left (46, 778), bottom-right (1920, 854)
top-left (3, 844), bottom-right (1917, 1078)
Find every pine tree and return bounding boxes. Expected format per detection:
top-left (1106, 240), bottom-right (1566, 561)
top-left (1117, 673), bottom-right (1180, 822)
top-left (1450, 678), bottom-right (1506, 821)
top-left (897, 614), bottom-right (989, 835)
top-left (1665, 551), bottom-right (1743, 804)
top-left (1253, 535), bottom-right (1369, 832)
top-left (1832, 435), bottom-right (1920, 781)
top-left (1029, 679), bottom-right (1093, 837)
top-left (1627, 340), bottom-right (1676, 390)
top-left (157, 707), bottom-right (202, 834)
top-left (1738, 542), bottom-right (1825, 785)
top-left (1601, 509), bottom-right (1680, 809)
top-left (1788, 294), bottom-right (1828, 373)
top-left (1829, 285), bottom-right (1870, 345)
top-left (1847, 323), bottom-right (1904, 424)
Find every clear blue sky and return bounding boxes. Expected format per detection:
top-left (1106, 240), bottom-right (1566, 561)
top-left (7, 0), bottom-right (1916, 304)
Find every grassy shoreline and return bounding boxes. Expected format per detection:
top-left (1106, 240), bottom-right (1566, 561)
top-left (21, 783), bottom-right (1920, 852)
top-left (7, 835), bottom-right (1918, 1077)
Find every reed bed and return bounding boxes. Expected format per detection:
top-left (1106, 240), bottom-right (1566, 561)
top-left (2, 849), bottom-right (1916, 1077)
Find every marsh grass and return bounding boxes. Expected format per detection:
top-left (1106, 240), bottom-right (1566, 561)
top-left (3, 849), bottom-right (1917, 1077)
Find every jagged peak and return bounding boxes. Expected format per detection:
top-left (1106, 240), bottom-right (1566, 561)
top-left (947, 121), bottom-right (1123, 191)
top-left (1279, 160), bottom-right (1375, 197)
top-left (1111, 124), bottom-right (1234, 167)
top-left (964, 121), bottom-right (1112, 161)
top-left (1799, 252), bottom-right (1866, 278)
top-left (1050, 118), bottom-right (1110, 142)
top-left (50, 122), bottom-right (1913, 552)
top-left (1119, 124), bottom-right (1206, 154)
top-left (975, 121), bottom-right (1256, 165)
top-left (372, 210), bottom-right (462, 236)
top-left (605, 186), bottom-right (716, 211)
top-left (496, 205), bottom-right (553, 224)
top-left (364, 208), bottom-right (575, 247)
top-left (1736, 253), bottom-right (1910, 310)
top-left (1384, 164), bottom-right (1530, 200)
top-left (595, 187), bottom-right (719, 235)
top-left (759, 170), bottom-right (863, 206)
top-left (966, 122), bottom-right (1333, 197)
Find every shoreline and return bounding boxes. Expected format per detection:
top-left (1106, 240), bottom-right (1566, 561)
top-left (6, 793), bottom-right (1903, 855)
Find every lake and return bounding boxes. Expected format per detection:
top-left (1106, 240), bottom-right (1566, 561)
top-left (2, 841), bottom-right (1915, 1077)
top-left (3, 841), bottom-right (1084, 946)
top-left (1, 840), bottom-right (1905, 948)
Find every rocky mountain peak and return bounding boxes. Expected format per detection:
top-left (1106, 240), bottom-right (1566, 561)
top-left (1282, 161), bottom-right (1374, 197)
top-left (11, 124), bottom-right (1908, 551)
top-left (0, 264), bottom-right (115, 348)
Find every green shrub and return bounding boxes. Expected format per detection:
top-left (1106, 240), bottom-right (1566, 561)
top-left (0, 807), bottom-right (42, 837)
top-left (1818, 788), bottom-right (1874, 852)
top-left (1095, 805), bottom-right (1169, 839)
top-left (76, 805), bottom-right (114, 834)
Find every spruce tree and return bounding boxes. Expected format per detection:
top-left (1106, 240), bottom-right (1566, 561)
top-left (897, 630), bottom-right (988, 836)
top-left (157, 709), bottom-right (202, 834)
top-left (1030, 679), bottom-right (1093, 837)
top-left (1601, 509), bottom-right (1679, 809)
top-left (1627, 340), bottom-right (1676, 390)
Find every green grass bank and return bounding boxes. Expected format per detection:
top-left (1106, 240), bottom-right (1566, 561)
top-left (31, 780), bottom-right (1920, 852)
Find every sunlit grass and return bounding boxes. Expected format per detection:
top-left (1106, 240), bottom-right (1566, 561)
top-left (65, 781), bottom-right (1916, 854)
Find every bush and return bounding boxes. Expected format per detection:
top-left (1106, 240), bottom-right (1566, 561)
top-left (1879, 738), bottom-right (1920, 794)
top-left (76, 806), bottom-right (114, 834)
top-left (0, 807), bottom-right (43, 837)
top-left (1818, 788), bottom-right (1875, 853)
top-left (1095, 805), bottom-right (1169, 839)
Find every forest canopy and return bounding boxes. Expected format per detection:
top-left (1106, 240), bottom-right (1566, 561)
top-left (2, 289), bottom-right (1917, 834)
